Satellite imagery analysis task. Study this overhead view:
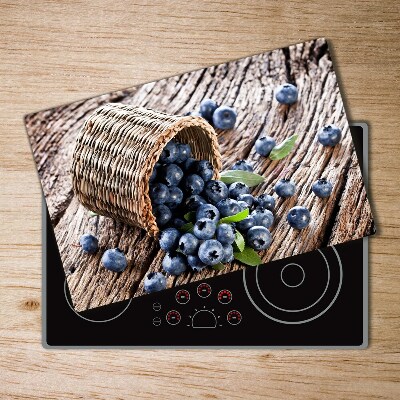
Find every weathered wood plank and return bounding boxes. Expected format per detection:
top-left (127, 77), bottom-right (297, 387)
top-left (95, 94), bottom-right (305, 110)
top-left (26, 38), bottom-right (374, 311)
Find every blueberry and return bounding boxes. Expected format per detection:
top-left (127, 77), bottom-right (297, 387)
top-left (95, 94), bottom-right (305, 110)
top-left (193, 218), bottom-right (217, 240)
top-left (159, 140), bottom-right (178, 164)
top-left (79, 234), bottom-right (99, 253)
top-left (172, 218), bottom-right (186, 229)
top-left (251, 208), bottom-right (274, 229)
top-left (159, 228), bottom-right (181, 252)
top-left (149, 163), bottom-right (160, 183)
top-left (312, 178), bottom-right (333, 198)
top-left (254, 194), bottom-right (275, 211)
top-left (161, 164), bottom-right (184, 187)
top-left (228, 181), bottom-right (250, 199)
top-left (178, 233), bottom-right (199, 255)
top-left (166, 186), bottom-right (184, 208)
top-left (216, 198), bottom-right (242, 217)
top-left (187, 255), bottom-right (207, 272)
top-left (102, 248), bottom-right (128, 272)
top-left (162, 252), bottom-right (187, 275)
top-left (287, 206), bottom-right (311, 229)
top-left (182, 174), bottom-right (204, 195)
top-left (196, 160), bottom-right (214, 182)
top-left (238, 200), bottom-right (249, 210)
top-left (238, 193), bottom-right (255, 207)
top-left (199, 98), bottom-right (218, 122)
top-left (317, 124), bottom-right (342, 147)
top-left (231, 160), bottom-right (254, 172)
top-left (204, 180), bottom-right (229, 204)
top-left (198, 240), bottom-right (224, 266)
top-left (212, 106), bottom-right (237, 130)
top-left (221, 244), bottom-right (234, 263)
top-left (275, 83), bottom-right (298, 105)
top-left (153, 204), bottom-right (172, 227)
top-left (150, 183), bottom-right (169, 204)
top-left (183, 157), bottom-right (198, 173)
top-left (255, 136), bottom-right (276, 156)
top-left (196, 203), bottom-right (220, 223)
top-left (144, 272), bottom-right (167, 293)
top-left (246, 226), bottom-right (272, 251)
top-left (236, 215), bottom-right (255, 232)
top-left (185, 194), bottom-right (207, 211)
top-left (176, 143), bottom-right (191, 163)
top-left (274, 179), bottom-right (296, 198)
top-left (216, 223), bottom-right (235, 245)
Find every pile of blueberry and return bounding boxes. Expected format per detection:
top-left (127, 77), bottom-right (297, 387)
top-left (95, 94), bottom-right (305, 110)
top-left (187, 99), bottom-right (237, 130)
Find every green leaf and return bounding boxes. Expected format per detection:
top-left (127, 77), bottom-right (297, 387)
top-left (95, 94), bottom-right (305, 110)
top-left (88, 211), bottom-right (98, 218)
top-left (233, 246), bottom-right (263, 266)
top-left (219, 208), bottom-right (249, 224)
top-left (212, 262), bottom-right (226, 271)
top-left (179, 222), bottom-right (194, 233)
top-left (220, 170), bottom-right (265, 187)
top-left (269, 134), bottom-right (298, 160)
top-left (184, 211), bottom-right (196, 222)
top-left (234, 230), bottom-right (245, 252)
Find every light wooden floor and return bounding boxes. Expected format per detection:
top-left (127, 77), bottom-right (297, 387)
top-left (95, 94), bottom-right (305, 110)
top-left (0, 1), bottom-right (399, 399)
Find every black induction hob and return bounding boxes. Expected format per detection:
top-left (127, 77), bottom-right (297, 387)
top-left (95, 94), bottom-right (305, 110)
top-left (43, 123), bottom-right (369, 348)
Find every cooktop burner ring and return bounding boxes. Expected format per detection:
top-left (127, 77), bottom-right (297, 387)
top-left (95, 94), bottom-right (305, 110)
top-left (243, 246), bottom-right (343, 325)
top-left (280, 263), bottom-right (306, 288)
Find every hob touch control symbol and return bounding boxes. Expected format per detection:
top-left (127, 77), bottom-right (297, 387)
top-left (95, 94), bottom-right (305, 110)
top-left (175, 289), bottom-right (190, 304)
top-left (197, 283), bottom-right (212, 298)
top-left (227, 310), bottom-right (242, 325)
top-left (218, 289), bottom-right (232, 304)
top-left (166, 310), bottom-right (181, 325)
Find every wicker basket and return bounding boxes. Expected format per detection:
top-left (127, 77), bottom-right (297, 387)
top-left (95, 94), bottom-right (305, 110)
top-left (71, 103), bottom-right (221, 236)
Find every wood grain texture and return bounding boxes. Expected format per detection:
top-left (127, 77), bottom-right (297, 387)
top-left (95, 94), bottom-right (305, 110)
top-left (1, 1), bottom-right (399, 399)
top-left (25, 38), bottom-right (374, 311)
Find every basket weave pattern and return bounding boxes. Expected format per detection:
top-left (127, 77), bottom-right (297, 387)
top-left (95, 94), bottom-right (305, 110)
top-left (71, 104), bottom-right (222, 236)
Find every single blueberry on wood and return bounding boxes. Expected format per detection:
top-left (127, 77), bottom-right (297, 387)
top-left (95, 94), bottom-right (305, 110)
top-left (79, 234), bottom-right (99, 253)
top-left (317, 124), bottom-right (342, 147)
top-left (144, 272), bottom-right (167, 293)
top-left (212, 105), bottom-right (237, 130)
top-left (199, 98), bottom-right (218, 122)
top-left (274, 178), bottom-right (296, 198)
top-left (275, 83), bottom-right (298, 105)
top-left (287, 206), bottom-right (311, 229)
top-left (312, 178), bottom-right (333, 198)
top-left (255, 136), bottom-right (276, 156)
top-left (102, 248), bottom-right (128, 272)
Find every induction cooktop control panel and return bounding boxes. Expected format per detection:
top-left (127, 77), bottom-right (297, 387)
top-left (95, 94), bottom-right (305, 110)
top-left (152, 282), bottom-right (242, 328)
